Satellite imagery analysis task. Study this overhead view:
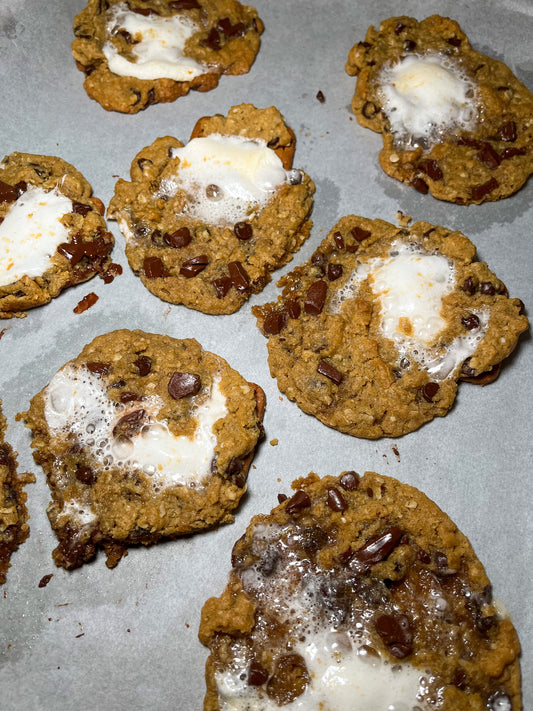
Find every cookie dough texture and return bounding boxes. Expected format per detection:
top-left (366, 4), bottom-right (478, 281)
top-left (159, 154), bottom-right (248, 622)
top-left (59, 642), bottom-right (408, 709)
top-left (0, 402), bottom-right (33, 584)
top-left (108, 104), bottom-right (315, 314)
top-left (22, 329), bottom-right (265, 570)
top-left (72, 0), bottom-right (264, 113)
top-left (0, 152), bottom-right (113, 319)
top-left (200, 471), bottom-right (522, 711)
top-left (254, 215), bottom-right (527, 439)
top-left (346, 15), bottom-right (533, 203)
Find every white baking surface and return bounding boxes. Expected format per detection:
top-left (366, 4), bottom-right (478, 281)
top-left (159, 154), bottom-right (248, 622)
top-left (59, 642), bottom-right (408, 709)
top-left (0, 1), bottom-right (531, 709)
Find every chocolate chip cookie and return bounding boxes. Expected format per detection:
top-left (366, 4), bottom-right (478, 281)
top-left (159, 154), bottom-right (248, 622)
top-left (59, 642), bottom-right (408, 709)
top-left (253, 215), bottom-right (527, 438)
top-left (0, 151), bottom-right (113, 319)
top-left (21, 329), bottom-right (265, 570)
top-left (107, 104), bottom-right (315, 314)
top-left (345, 15), bottom-right (533, 203)
top-left (72, 0), bottom-right (264, 113)
top-left (1, 402), bottom-right (33, 584)
top-left (200, 471), bottom-right (522, 711)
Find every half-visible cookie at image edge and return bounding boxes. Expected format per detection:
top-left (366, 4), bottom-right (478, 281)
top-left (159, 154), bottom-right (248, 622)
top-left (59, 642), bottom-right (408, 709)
top-left (72, 0), bottom-right (264, 113)
top-left (345, 15), bottom-right (533, 204)
top-left (253, 215), bottom-right (528, 439)
top-left (200, 471), bottom-right (522, 711)
top-left (0, 401), bottom-right (34, 584)
top-left (107, 104), bottom-right (315, 314)
top-left (21, 329), bottom-right (265, 570)
top-left (0, 152), bottom-right (114, 319)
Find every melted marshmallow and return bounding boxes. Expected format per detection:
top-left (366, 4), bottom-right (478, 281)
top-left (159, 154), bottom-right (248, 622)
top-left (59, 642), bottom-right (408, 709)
top-left (379, 54), bottom-right (477, 147)
top-left (44, 365), bottom-right (227, 488)
top-left (0, 185), bottom-right (72, 287)
top-left (169, 135), bottom-right (288, 225)
top-left (103, 2), bottom-right (205, 81)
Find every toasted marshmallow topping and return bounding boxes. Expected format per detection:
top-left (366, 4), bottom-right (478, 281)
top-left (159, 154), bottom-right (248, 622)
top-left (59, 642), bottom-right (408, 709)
top-left (44, 365), bottom-right (227, 488)
top-left (103, 3), bottom-right (205, 81)
top-left (0, 185), bottom-right (72, 287)
top-left (379, 54), bottom-right (477, 147)
top-left (168, 135), bottom-right (288, 225)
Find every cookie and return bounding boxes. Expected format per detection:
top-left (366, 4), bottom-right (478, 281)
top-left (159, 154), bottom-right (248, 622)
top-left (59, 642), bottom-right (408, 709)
top-left (345, 15), bottom-right (533, 204)
top-left (200, 471), bottom-right (522, 711)
top-left (21, 329), bottom-right (265, 570)
top-left (72, 0), bottom-right (264, 113)
top-left (0, 152), bottom-right (113, 319)
top-left (0, 402), bottom-right (33, 584)
top-left (107, 104), bottom-right (315, 314)
top-left (253, 215), bottom-right (528, 439)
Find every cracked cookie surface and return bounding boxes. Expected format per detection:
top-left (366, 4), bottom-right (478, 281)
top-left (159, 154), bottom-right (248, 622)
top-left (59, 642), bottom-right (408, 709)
top-left (200, 471), bottom-right (522, 711)
top-left (21, 329), bottom-right (265, 570)
top-left (346, 15), bottom-right (533, 204)
top-left (253, 215), bottom-right (527, 439)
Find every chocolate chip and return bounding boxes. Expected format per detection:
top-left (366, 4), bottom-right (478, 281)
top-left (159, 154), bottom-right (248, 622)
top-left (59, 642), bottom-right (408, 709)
top-left (304, 280), bottom-right (327, 315)
top-left (477, 143), bottom-right (501, 169)
top-left (327, 263), bottom-right (343, 281)
top-left (411, 176), bottom-right (429, 194)
top-left (119, 392), bottom-right (142, 404)
top-left (471, 177), bottom-right (499, 201)
top-left (420, 382), bottom-right (439, 402)
top-left (351, 226), bottom-right (371, 243)
top-left (113, 409), bottom-right (146, 437)
top-left (248, 660), bottom-right (269, 686)
top-left (263, 311), bottom-right (287, 335)
top-left (234, 221), bottom-right (253, 240)
top-left (180, 255), bottom-right (209, 277)
top-left (212, 276), bottom-right (232, 298)
top-left (394, 22), bottom-right (405, 34)
top-left (164, 227), bottom-right (191, 248)
top-left (169, 0), bottom-right (200, 8)
top-left (168, 372), bottom-right (201, 399)
top-left (317, 359), bottom-right (343, 385)
top-left (38, 574), bottom-right (54, 588)
top-left (277, 493), bottom-right (288, 504)
top-left (447, 36), bottom-right (462, 47)
top-left (348, 526), bottom-right (403, 573)
top-left (86, 362), bottom-right (111, 376)
top-left (333, 232), bottom-right (345, 250)
top-left (228, 261), bottom-right (250, 291)
top-left (461, 314), bottom-right (480, 330)
top-left (286, 299), bottom-right (301, 319)
top-left (326, 487), bottom-right (347, 512)
top-left (218, 17), bottom-right (245, 37)
top-left (144, 256), bottom-right (168, 278)
top-left (203, 27), bottom-right (221, 50)
top-left (76, 466), bottom-right (96, 486)
top-left (418, 159), bottom-right (443, 181)
top-left (339, 471), bottom-right (359, 490)
top-left (403, 39), bottom-right (416, 51)
top-left (72, 202), bottom-right (92, 217)
top-left (462, 276), bottom-right (476, 295)
top-left (480, 281), bottom-right (496, 296)
top-left (285, 490), bottom-right (311, 516)
top-left (134, 355), bottom-right (152, 376)
top-left (374, 613), bottom-right (413, 658)
top-left (316, 90), bottom-right (325, 103)
top-left (499, 121), bottom-right (517, 142)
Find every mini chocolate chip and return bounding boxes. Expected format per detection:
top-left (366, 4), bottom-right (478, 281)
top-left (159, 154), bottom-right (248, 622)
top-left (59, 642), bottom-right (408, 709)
top-left (339, 471), bottom-right (359, 490)
top-left (180, 254), bottom-right (209, 277)
top-left (333, 231), bottom-right (345, 250)
top-left (168, 372), bottom-right (201, 400)
top-left (144, 256), bottom-right (168, 278)
top-left (228, 261), bottom-right (250, 291)
top-left (351, 226), bottom-right (371, 242)
top-left (499, 121), bottom-right (517, 142)
top-left (164, 227), bottom-right (191, 248)
top-left (477, 143), bottom-right (501, 169)
top-left (411, 177), bottom-right (429, 194)
top-left (72, 202), bottom-right (92, 217)
top-left (420, 382), bottom-right (439, 402)
top-left (349, 526), bottom-right (403, 573)
top-left (248, 660), bottom-right (269, 686)
top-left (403, 39), bottom-right (416, 51)
top-left (374, 613), bottom-right (413, 659)
top-left (38, 574), bottom-right (54, 588)
top-left (213, 276), bottom-right (232, 298)
top-left (134, 355), bottom-right (152, 376)
top-left (362, 101), bottom-right (379, 119)
top-left (461, 314), bottom-right (480, 330)
top-left (277, 493), bottom-right (288, 504)
top-left (471, 177), bottom-right (499, 201)
top-left (327, 263), bottom-right (343, 281)
top-left (86, 362), bottom-right (111, 376)
top-left (234, 222), bottom-right (253, 240)
top-left (480, 281), bottom-right (496, 295)
top-left (76, 466), bottom-right (96, 486)
top-left (317, 359), bottom-right (343, 385)
top-left (286, 299), bottom-right (301, 319)
top-left (285, 490), bottom-right (311, 516)
top-left (304, 280), bottom-right (327, 315)
top-left (462, 276), bottom-right (476, 295)
top-left (326, 487), bottom-right (347, 512)
top-left (316, 90), bottom-right (325, 103)
top-left (418, 159), bottom-right (443, 181)
top-left (447, 36), bottom-right (462, 47)
top-left (394, 22), bottom-right (405, 34)
top-left (263, 311), bottom-right (287, 336)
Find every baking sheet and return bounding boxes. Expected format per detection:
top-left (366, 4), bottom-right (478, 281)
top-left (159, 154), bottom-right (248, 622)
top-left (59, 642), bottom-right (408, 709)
top-left (1, 1), bottom-right (531, 708)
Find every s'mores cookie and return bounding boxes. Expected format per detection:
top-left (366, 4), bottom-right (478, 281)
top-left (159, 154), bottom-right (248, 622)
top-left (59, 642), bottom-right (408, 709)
top-left (72, 0), bottom-right (264, 113)
top-left (254, 215), bottom-right (528, 439)
top-left (346, 15), bottom-right (533, 203)
top-left (200, 471), bottom-right (522, 711)
top-left (21, 329), bottom-right (265, 569)
top-left (107, 104), bottom-right (315, 314)
top-left (0, 152), bottom-right (113, 319)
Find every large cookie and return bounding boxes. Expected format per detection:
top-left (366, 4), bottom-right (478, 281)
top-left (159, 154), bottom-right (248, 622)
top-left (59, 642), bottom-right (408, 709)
top-left (345, 15), bottom-right (533, 204)
top-left (21, 329), bottom-right (265, 570)
top-left (0, 152), bottom-right (113, 319)
top-left (253, 215), bottom-right (527, 439)
top-left (107, 104), bottom-right (315, 314)
top-left (0, 402), bottom-right (33, 584)
top-left (72, 0), bottom-right (264, 113)
top-left (200, 471), bottom-right (522, 711)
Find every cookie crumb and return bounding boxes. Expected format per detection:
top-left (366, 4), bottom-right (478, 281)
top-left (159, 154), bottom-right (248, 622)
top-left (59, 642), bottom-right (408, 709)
top-left (270, 438), bottom-right (279, 446)
top-left (38, 574), bottom-right (54, 588)
top-left (73, 292), bottom-right (98, 314)
top-left (316, 90), bottom-right (325, 103)
top-left (396, 211), bottom-right (411, 227)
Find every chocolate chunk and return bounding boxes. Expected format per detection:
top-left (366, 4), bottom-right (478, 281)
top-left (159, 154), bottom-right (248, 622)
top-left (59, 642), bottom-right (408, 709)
top-left (317, 359), bottom-right (343, 385)
top-left (471, 177), bottom-right (499, 201)
top-left (351, 226), bottom-right (371, 243)
top-left (113, 409), bottom-right (145, 437)
top-left (499, 121), bottom-right (517, 142)
top-left (420, 382), bottom-right (439, 402)
top-left (228, 261), bottom-right (250, 291)
top-left (168, 372), bottom-right (201, 399)
top-left (134, 355), bottom-right (152, 376)
top-left (311, 251), bottom-right (328, 274)
top-left (418, 159), bottom-right (443, 181)
top-left (180, 254), bottom-right (209, 277)
top-left (403, 39), bottom-right (416, 51)
top-left (72, 202), bottom-right (92, 217)
top-left (143, 256), bottom-right (168, 278)
top-left (86, 361), bottom-right (111, 376)
top-left (300, 525), bottom-right (330, 555)
top-left (102, 262), bottom-right (123, 284)
top-left (0, 179), bottom-right (20, 203)
top-left (248, 660), bottom-right (269, 686)
top-left (304, 280), bottom-right (327, 315)
top-left (480, 281), bottom-right (496, 296)
top-left (326, 487), bottom-right (348, 512)
top-left (411, 176), bottom-right (429, 194)
top-left (218, 17), bottom-right (246, 37)
top-left (73, 292), bottom-right (98, 314)
top-left (119, 392), bottom-right (142, 404)
top-left (38, 574), bottom-right (54, 588)
top-left (316, 90), bottom-right (325, 103)
top-left (339, 471), bottom-right (359, 491)
top-left (348, 526), bottom-right (403, 573)
top-left (477, 143), bottom-right (501, 169)
top-left (263, 311), bottom-right (287, 336)
top-left (327, 263), bottom-right (343, 281)
top-left (213, 276), bottom-right (232, 298)
top-left (164, 227), bottom-right (191, 248)
top-left (501, 146), bottom-right (525, 160)
top-left (234, 222), bottom-right (253, 241)
top-left (462, 276), bottom-right (476, 295)
top-left (76, 466), bottom-right (96, 486)
top-left (374, 613), bottom-right (413, 658)
top-left (285, 490), bottom-right (311, 516)
top-left (333, 231), bottom-right (345, 250)
top-left (203, 27), bottom-right (221, 50)
top-left (461, 314), bottom-right (480, 330)
top-left (286, 299), bottom-right (301, 319)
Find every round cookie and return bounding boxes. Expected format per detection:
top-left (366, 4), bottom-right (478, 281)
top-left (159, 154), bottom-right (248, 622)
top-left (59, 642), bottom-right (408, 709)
top-left (21, 329), bottom-right (265, 570)
top-left (200, 471), bottom-right (522, 711)
top-left (107, 104), bottom-right (315, 314)
top-left (72, 0), bottom-right (264, 114)
top-left (0, 152), bottom-right (114, 319)
top-left (253, 215), bottom-right (528, 439)
top-left (345, 15), bottom-right (533, 204)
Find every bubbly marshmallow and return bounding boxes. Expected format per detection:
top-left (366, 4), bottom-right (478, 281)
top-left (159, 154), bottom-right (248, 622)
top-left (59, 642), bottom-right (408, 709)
top-left (0, 185), bottom-right (72, 287)
top-left (103, 3), bottom-right (205, 81)
top-left (169, 135), bottom-right (288, 225)
top-left (379, 54), bottom-right (477, 147)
